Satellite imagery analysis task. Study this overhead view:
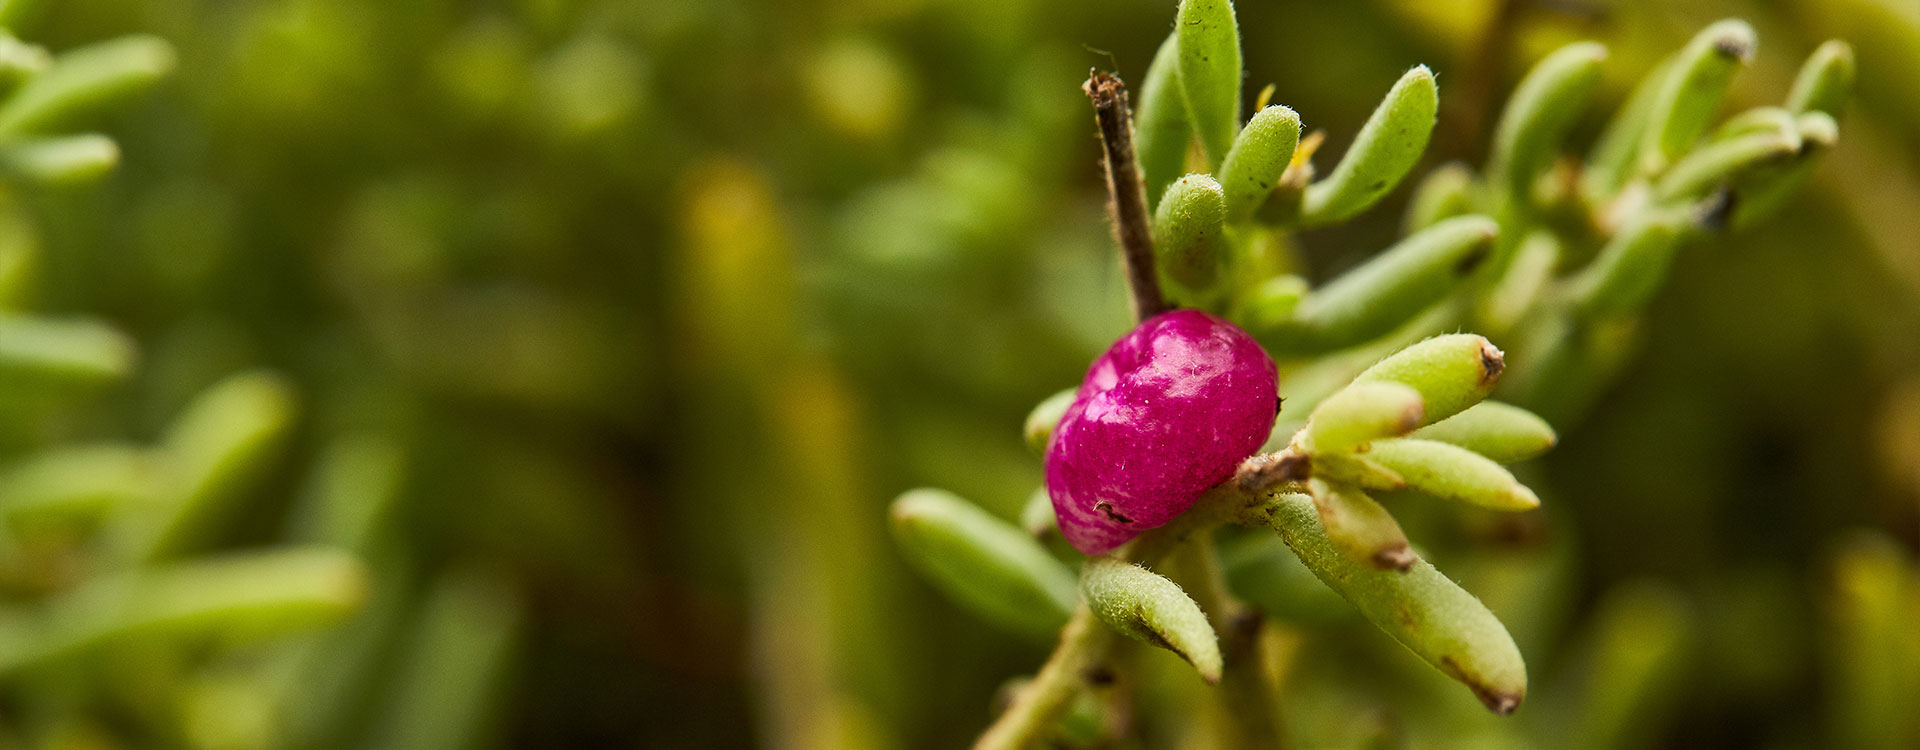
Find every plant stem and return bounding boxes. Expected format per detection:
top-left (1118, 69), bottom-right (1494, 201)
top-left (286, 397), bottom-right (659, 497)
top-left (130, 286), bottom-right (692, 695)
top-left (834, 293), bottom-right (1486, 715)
top-left (971, 479), bottom-right (1286, 749)
top-left (973, 603), bottom-right (1116, 750)
top-left (1172, 529), bottom-right (1289, 749)
top-left (1085, 70), bottom-right (1171, 321)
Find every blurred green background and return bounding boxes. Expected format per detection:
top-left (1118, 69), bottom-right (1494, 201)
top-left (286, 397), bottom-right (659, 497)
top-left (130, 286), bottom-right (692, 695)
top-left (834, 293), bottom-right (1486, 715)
top-left (0, 0), bottom-right (1916, 747)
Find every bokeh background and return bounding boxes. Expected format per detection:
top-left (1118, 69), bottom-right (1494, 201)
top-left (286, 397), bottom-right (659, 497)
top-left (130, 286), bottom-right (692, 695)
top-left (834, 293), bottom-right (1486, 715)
top-left (2, 0), bottom-right (1918, 747)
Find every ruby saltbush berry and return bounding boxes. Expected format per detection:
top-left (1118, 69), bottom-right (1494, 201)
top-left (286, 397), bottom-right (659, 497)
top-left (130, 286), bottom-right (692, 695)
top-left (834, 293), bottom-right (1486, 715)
top-left (888, 0), bottom-right (1850, 745)
top-left (1045, 310), bottom-right (1277, 554)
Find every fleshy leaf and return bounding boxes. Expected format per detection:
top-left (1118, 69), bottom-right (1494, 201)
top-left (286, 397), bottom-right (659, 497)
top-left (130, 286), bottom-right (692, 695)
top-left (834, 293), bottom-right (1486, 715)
top-left (1268, 492), bottom-right (1527, 714)
top-left (1300, 66), bottom-right (1437, 226)
top-left (1175, 0), bottom-right (1242, 168)
top-left (1352, 333), bottom-right (1504, 426)
top-left (1152, 173), bottom-right (1229, 297)
top-left (1297, 381), bottom-right (1424, 454)
top-left (1218, 105), bottom-right (1301, 221)
top-left (1309, 479), bottom-right (1415, 571)
top-left (1488, 41), bottom-right (1606, 212)
top-left (1410, 401), bottom-right (1557, 464)
top-left (889, 489), bottom-right (1078, 637)
top-left (1265, 216), bottom-right (1497, 354)
top-left (1081, 557), bottom-right (1222, 682)
top-left (1365, 438), bottom-right (1541, 511)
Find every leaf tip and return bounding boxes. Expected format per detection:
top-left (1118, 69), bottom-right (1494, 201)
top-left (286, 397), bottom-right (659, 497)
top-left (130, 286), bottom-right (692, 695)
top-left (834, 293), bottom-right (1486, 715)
top-left (1509, 485), bottom-right (1542, 511)
top-left (1476, 338), bottom-right (1506, 386)
top-left (1481, 690), bottom-right (1523, 716)
top-left (1705, 19), bottom-right (1757, 62)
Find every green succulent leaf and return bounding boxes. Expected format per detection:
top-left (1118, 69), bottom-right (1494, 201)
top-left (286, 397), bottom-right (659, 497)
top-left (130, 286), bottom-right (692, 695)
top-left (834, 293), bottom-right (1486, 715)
top-left (1637, 19), bottom-right (1756, 176)
top-left (1476, 229), bottom-right (1561, 335)
top-left (1733, 111), bottom-right (1838, 228)
top-left (1311, 451), bottom-right (1407, 492)
top-left (1488, 41), bottom-right (1607, 212)
top-left (1081, 556), bottom-right (1222, 682)
top-left (1175, 0), bottom-right (1242, 169)
top-left (1583, 57), bottom-right (1670, 201)
top-left (1218, 533), bottom-right (1352, 624)
top-left (889, 489), bottom-right (1078, 638)
top-left (1352, 333), bottom-right (1505, 426)
top-left (1265, 215), bottom-right (1497, 355)
top-left (1826, 533), bottom-right (1920, 750)
top-left (1410, 401), bottom-right (1557, 464)
top-left (1565, 207), bottom-right (1697, 319)
top-left (1563, 583), bottom-right (1695, 750)
top-left (285, 434), bottom-right (409, 553)
top-left (1309, 479), bottom-right (1415, 571)
top-left (363, 571), bottom-right (524, 750)
top-left (1793, 110), bottom-right (1840, 148)
top-left (0, 443), bottom-right (158, 532)
top-left (1298, 381), bottom-right (1424, 454)
top-left (1019, 485), bottom-right (1057, 540)
top-left (1786, 40), bottom-right (1854, 117)
top-left (0, 133), bottom-right (117, 183)
top-left (132, 370), bottom-right (300, 562)
top-left (0, 547), bottom-right (368, 674)
top-left (1714, 106), bottom-right (1799, 142)
top-left (1654, 129), bottom-right (1797, 204)
top-left (1135, 33), bottom-right (1192, 211)
top-left (1152, 173), bottom-right (1229, 297)
top-left (1268, 492), bottom-right (1527, 714)
top-left (0, 313), bottom-right (136, 388)
top-left (1300, 66), bottom-right (1437, 227)
top-left (1365, 438), bottom-right (1541, 511)
top-left (1403, 161), bottom-right (1476, 233)
top-left (0, 34), bottom-right (176, 135)
top-left (1236, 273), bottom-right (1307, 331)
top-left (1218, 104), bottom-right (1301, 221)
top-left (0, 34), bottom-right (49, 89)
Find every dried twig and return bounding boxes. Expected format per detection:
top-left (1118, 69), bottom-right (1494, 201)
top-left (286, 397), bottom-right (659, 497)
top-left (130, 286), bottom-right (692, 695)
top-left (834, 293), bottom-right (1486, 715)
top-left (1085, 70), bottom-right (1170, 322)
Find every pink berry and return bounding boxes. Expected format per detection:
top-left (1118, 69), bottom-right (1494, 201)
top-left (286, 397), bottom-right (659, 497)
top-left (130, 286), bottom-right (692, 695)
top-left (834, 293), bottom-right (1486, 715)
top-left (1045, 310), bottom-right (1279, 554)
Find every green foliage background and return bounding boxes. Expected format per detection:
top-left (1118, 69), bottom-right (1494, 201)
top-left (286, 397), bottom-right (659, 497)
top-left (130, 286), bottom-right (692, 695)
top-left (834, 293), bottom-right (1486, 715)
top-left (1, 0), bottom-right (1917, 747)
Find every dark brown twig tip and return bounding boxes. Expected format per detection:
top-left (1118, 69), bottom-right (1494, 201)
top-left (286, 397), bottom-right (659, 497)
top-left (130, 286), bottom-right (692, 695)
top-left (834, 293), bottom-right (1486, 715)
top-left (1083, 69), bottom-right (1124, 106)
top-left (1084, 69), bottom-right (1169, 322)
top-left (1235, 451), bottom-right (1310, 493)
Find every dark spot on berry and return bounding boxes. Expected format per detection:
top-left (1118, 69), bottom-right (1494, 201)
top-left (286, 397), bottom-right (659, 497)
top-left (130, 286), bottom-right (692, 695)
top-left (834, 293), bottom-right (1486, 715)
top-left (1095, 501), bottom-right (1134, 524)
